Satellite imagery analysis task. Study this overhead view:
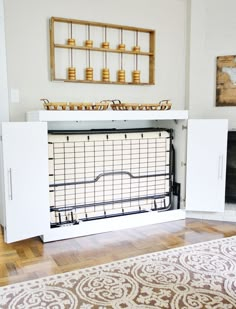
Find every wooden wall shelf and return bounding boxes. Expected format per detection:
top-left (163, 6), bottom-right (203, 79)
top-left (50, 17), bottom-right (155, 85)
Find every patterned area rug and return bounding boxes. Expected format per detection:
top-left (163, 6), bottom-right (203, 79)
top-left (0, 236), bottom-right (236, 309)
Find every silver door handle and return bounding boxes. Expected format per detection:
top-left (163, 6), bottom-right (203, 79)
top-left (8, 168), bottom-right (13, 200)
top-left (218, 155), bottom-right (223, 180)
top-left (220, 155), bottom-right (224, 180)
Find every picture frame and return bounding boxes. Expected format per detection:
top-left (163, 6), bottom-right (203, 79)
top-left (216, 55), bottom-right (236, 106)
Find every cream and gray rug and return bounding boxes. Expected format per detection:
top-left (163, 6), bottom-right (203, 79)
top-left (0, 236), bottom-right (236, 308)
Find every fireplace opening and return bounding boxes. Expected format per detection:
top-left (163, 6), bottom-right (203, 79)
top-left (225, 131), bottom-right (236, 203)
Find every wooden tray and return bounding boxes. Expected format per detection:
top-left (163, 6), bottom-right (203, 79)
top-left (111, 101), bottom-right (172, 111)
top-left (41, 99), bottom-right (109, 111)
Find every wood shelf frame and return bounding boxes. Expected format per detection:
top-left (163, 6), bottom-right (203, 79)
top-left (54, 44), bottom-right (154, 56)
top-left (50, 17), bottom-right (155, 85)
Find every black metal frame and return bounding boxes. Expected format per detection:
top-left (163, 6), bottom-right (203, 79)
top-left (48, 128), bottom-right (176, 228)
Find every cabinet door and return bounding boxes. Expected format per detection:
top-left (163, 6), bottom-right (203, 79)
top-left (1, 122), bottom-right (49, 243)
top-left (186, 119), bottom-right (228, 212)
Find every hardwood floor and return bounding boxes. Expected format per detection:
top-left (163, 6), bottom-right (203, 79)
top-left (0, 218), bottom-right (236, 287)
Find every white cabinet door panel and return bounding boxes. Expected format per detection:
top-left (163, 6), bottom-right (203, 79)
top-left (1, 122), bottom-right (49, 243)
top-left (186, 119), bottom-right (228, 212)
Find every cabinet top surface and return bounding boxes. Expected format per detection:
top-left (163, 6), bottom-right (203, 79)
top-left (26, 110), bottom-right (188, 122)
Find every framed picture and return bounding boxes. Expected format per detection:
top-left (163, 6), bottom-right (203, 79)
top-left (216, 55), bottom-right (236, 106)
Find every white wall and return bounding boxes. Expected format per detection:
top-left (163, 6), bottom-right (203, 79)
top-left (0, 0), bottom-right (9, 121)
top-left (189, 0), bottom-right (236, 129)
top-left (5, 0), bottom-right (236, 125)
top-left (4, 0), bottom-right (188, 121)
top-left (0, 0), bottom-right (8, 226)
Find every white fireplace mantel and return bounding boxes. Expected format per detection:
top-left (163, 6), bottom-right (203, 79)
top-left (26, 110), bottom-right (189, 122)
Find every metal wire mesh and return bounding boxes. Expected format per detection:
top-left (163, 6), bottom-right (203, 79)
top-left (48, 129), bottom-right (172, 227)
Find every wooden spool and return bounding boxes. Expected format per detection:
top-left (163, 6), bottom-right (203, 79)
top-left (85, 67), bottom-right (93, 81)
top-left (117, 69), bottom-right (126, 83)
top-left (118, 43), bottom-right (126, 51)
top-left (83, 103), bottom-right (93, 110)
top-left (43, 102), bottom-right (68, 110)
top-left (101, 41), bottom-right (110, 49)
top-left (85, 40), bottom-right (93, 48)
top-left (132, 46), bottom-right (140, 52)
top-left (165, 102), bottom-right (172, 110)
top-left (102, 68), bottom-right (110, 82)
top-left (132, 70), bottom-right (140, 83)
top-left (68, 67), bottom-right (76, 80)
top-left (67, 38), bottom-right (76, 46)
top-left (69, 103), bottom-right (83, 110)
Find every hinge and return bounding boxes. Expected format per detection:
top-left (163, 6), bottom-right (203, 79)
top-left (182, 125), bottom-right (187, 130)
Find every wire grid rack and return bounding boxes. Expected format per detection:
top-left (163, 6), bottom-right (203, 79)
top-left (48, 129), bottom-right (172, 227)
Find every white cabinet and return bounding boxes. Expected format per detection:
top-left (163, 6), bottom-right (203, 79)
top-left (0, 113), bottom-right (229, 243)
top-left (185, 119), bottom-right (228, 212)
top-left (0, 122), bottom-right (50, 243)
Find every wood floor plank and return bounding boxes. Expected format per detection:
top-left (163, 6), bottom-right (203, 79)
top-left (0, 218), bottom-right (236, 287)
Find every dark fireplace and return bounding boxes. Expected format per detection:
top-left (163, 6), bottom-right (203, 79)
top-left (225, 131), bottom-right (236, 203)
